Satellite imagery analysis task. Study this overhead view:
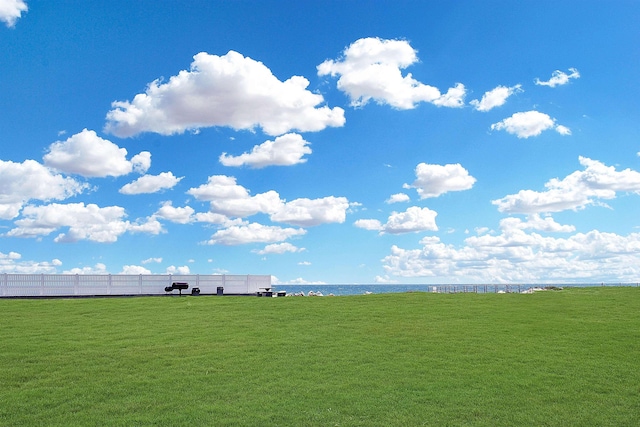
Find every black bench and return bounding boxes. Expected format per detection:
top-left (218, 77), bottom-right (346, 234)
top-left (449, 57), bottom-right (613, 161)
top-left (164, 282), bottom-right (189, 295)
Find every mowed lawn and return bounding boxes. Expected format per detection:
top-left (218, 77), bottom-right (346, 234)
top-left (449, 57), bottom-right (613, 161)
top-left (1, 288), bottom-right (639, 426)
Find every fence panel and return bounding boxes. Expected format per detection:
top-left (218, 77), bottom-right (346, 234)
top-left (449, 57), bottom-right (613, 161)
top-left (0, 274), bottom-right (269, 297)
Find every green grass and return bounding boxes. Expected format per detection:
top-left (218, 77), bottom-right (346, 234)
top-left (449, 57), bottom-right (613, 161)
top-left (1, 287), bottom-right (639, 426)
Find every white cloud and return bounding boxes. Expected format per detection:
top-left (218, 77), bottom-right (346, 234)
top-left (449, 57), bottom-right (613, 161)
top-left (490, 111), bottom-right (570, 138)
top-left (43, 129), bottom-right (151, 177)
top-left (383, 228), bottom-right (640, 284)
top-left (270, 196), bottom-right (350, 227)
top-left (131, 152), bottom-right (152, 174)
top-left (166, 265), bottom-right (190, 274)
top-left (192, 211), bottom-right (229, 224)
top-left (404, 163), bottom-right (476, 199)
top-left (187, 175), bottom-right (282, 217)
top-left (279, 277), bottom-right (327, 285)
top-left (354, 218), bottom-right (383, 231)
top-left (0, 0), bottom-right (27, 28)
top-left (555, 125), bottom-right (572, 136)
top-left (499, 214), bottom-right (576, 233)
top-left (187, 175), bottom-right (350, 226)
top-left (253, 242), bottom-right (305, 255)
top-left (318, 37), bottom-right (465, 109)
top-left (204, 222), bottom-right (306, 245)
top-left (142, 257), bottom-right (162, 264)
top-left (470, 84), bottom-right (522, 112)
top-left (105, 51), bottom-right (345, 137)
top-left (6, 202), bottom-right (163, 242)
top-left (374, 275), bottom-right (399, 284)
top-left (535, 68), bottom-right (580, 87)
top-left (63, 263), bottom-right (108, 275)
top-left (0, 251), bottom-right (62, 274)
top-left (493, 157), bottom-right (640, 214)
top-left (383, 206), bottom-right (438, 234)
top-left (154, 201), bottom-right (195, 224)
top-left (356, 206), bottom-right (438, 235)
top-left (120, 171), bottom-right (183, 195)
top-left (120, 265), bottom-right (152, 275)
top-left (385, 193), bottom-right (410, 204)
top-left (220, 133), bottom-right (312, 168)
top-left (0, 159), bottom-right (88, 220)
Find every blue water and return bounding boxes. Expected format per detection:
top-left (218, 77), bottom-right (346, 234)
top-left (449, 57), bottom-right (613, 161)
top-left (272, 283), bottom-right (637, 296)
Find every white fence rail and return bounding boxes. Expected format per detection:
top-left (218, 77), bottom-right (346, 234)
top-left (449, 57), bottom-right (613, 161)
top-left (0, 274), bottom-right (271, 297)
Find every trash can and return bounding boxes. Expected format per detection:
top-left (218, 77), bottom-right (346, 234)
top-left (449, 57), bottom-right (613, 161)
top-left (191, 287), bottom-right (200, 296)
top-left (217, 286), bottom-right (224, 296)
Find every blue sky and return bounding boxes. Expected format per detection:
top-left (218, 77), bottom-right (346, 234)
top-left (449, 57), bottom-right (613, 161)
top-left (1, 1), bottom-right (640, 284)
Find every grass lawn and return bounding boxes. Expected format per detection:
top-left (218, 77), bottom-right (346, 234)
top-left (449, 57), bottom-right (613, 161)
top-left (1, 287), bottom-right (639, 426)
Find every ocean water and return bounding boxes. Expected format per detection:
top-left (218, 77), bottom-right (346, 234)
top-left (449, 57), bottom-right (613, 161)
top-left (272, 283), bottom-right (637, 296)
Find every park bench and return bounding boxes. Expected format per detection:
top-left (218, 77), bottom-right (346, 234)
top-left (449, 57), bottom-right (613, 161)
top-left (164, 282), bottom-right (189, 295)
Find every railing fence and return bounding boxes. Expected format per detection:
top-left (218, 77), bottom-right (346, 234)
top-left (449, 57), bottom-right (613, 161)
top-left (0, 274), bottom-right (271, 297)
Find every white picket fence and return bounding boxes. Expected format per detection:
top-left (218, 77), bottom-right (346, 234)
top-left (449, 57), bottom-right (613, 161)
top-left (0, 274), bottom-right (271, 297)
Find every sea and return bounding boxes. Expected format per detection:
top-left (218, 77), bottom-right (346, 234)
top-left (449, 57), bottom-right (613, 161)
top-left (271, 283), bottom-right (638, 296)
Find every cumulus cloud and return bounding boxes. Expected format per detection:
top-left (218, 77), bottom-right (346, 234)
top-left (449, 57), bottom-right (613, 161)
top-left (535, 68), bottom-right (580, 87)
top-left (270, 196), bottom-right (350, 227)
top-left (382, 228), bottom-right (640, 284)
top-left (105, 51), bottom-right (345, 137)
top-left (499, 214), bottom-right (576, 233)
top-left (120, 265), bottom-right (152, 274)
top-left (154, 201), bottom-right (195, 224)
top-left (0, 251), bottom-right (62, 274)
top-left (63, 263), bottom-right (108, 275)
top-left (6, 202), bottom-right (163, 242)
top-left (355, 206), bottom-right (438, 234)
top-left (385, 193), bottom-right (410, 204)
top-left (204, 222), bottom-right (306, 245)
top-left (318, 37), bottom-right (465, 109)
top-left (43, 129), bottom-right (151, 177)
top-left (0, 159), bottom-right (88, 220)
top-left (187, 175), bottom-right (350, 226)
top-left (555, 125), bottom-right (572, 136)
top-left (404, 162), bottom-right (476, 198)
top-left (192, 211), bottom-right (229, 224)
top-left (188, 175), bottom-right (282, 217)
top-left (119, 171), bottom-right (183, 194)
top-left (490, 111), bottom-right (570, 138)
top-left (493, 157), bottom-right (640, 214)
top-left (382, 206), bottom-right (438, 234)
top-left (0, 0), bottom-right (27, 28)
top-left (153, 201), bottom-right (229, 226)
top-left (470, 84), bottom-right (522, 112)
top-left (166, 265), bottom-right (190, 274)
top-left (141, 257), bottom-right (162, 264)
top-left (220, 133), bottom-right (312, 168)
top-left (354, 218), bottom-right (383, 231)
top-left (253, 242), bottom-right (305, 255)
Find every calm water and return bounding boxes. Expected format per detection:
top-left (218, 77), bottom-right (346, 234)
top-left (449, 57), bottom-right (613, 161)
top-left (272, 283), bottom-right (637, 296)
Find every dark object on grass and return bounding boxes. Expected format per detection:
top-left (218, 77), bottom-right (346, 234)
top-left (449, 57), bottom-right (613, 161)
top-left (191, 287), bottom-right (200, 296)
top-left (217, 286), bottom-right (224, 296)
top-left (164, 282), bottom-right (189, 295)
